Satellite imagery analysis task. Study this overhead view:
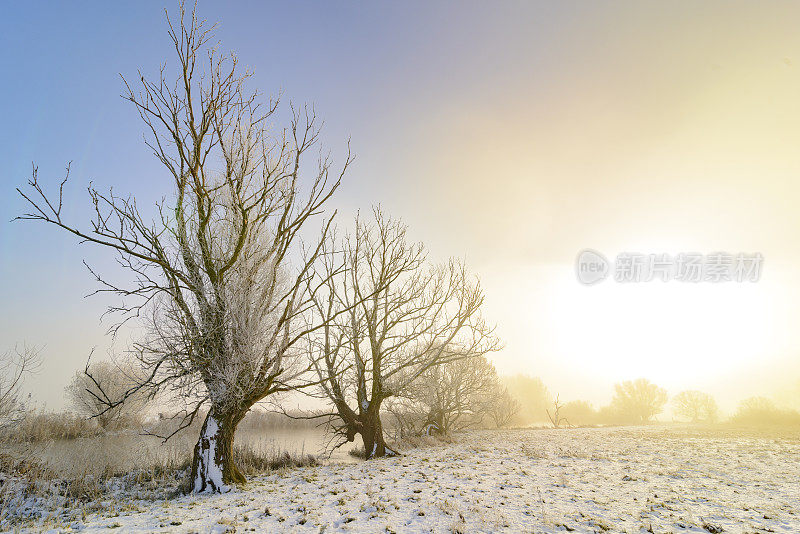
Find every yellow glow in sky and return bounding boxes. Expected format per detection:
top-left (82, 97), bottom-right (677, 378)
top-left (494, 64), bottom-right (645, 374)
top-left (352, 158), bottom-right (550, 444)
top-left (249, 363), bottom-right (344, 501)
top-left (373, 3), bottom-right (800, 411)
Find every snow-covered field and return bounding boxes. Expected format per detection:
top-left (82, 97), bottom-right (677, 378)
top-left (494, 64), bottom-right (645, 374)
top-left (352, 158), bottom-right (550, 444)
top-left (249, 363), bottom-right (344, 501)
top-left (16, 426), bottom-right (800, 533)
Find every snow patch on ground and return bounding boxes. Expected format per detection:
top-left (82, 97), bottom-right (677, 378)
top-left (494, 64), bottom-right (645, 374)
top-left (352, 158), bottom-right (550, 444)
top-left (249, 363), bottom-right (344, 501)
top-left (10, 426), bottom-right (800, 533)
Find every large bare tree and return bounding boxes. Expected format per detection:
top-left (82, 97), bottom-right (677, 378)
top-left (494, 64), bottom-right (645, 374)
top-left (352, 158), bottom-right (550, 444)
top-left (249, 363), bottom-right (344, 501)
top-left (17, 3), bottom-right (350, 492)
top-left (308, 210), bottom-right (500, 458)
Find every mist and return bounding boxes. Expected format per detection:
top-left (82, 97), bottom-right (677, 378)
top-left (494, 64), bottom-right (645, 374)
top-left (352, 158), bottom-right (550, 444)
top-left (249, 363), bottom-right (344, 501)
top-left (2, 1), bottom-right (800, 532)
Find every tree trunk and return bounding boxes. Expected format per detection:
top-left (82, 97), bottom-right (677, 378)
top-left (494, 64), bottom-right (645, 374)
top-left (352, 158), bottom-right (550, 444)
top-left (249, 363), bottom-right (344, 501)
top-left (360, 404), bottom-right (397, 458)
top-left (190, 410), bottom-right (246, 493)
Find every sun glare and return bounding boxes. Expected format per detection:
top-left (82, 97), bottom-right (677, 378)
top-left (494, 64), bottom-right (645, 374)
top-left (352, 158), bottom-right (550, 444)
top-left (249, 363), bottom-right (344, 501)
top-left (547, 266), bottom-right (776, 388)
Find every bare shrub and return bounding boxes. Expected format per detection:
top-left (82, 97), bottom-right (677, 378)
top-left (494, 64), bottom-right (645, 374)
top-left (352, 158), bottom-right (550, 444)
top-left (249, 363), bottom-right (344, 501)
top-left (486, 387), bottom-right (519, 429)
top-left (415, 355), bottom-right (500, 434)
top-left (383, 397), bottom-right (426, 439)
top-left (385, 356), bottom-right (516, 436)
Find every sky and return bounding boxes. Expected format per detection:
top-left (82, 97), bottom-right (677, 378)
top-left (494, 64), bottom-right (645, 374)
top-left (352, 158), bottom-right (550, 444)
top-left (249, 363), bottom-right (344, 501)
top-left (2, 1), bottom-right (800, 413)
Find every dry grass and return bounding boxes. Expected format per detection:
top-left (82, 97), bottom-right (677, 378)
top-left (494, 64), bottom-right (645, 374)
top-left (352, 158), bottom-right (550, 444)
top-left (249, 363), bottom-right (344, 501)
top-left (235, 443), bottom-right (318, 474)
top-left (1, 411), bottom-right (102, 443)
top-left (0, 409), bottom-right (328, 529)
top-left (0, 436), bottom-right (320, 529)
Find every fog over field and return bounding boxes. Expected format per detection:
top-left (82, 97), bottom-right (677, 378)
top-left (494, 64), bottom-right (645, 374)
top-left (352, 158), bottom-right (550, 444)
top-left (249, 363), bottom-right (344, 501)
top-left (1, 1), bottom-right (800, 532)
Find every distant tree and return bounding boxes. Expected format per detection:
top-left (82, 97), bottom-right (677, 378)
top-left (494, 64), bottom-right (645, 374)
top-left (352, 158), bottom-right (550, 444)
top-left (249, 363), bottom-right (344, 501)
top-left (775, 380), bottom-right (800, 412)
top-left (596, 404), bottom-right (628, 426)
top-left (610, 378), bottom-right (667, 423)
top-left (0, 345), bottom-right (39, 425)
top-left (65, 361), bottom-right (148, 429)
top-left (732, 397), bottom-right (774, 425)
top-left (487, 387), bottom-right (520, 429)
top-left (738, 396), bottom-right (776, 412)
top-left (672, 390), bottom-right (718, 423)
top-left (731, 396), bottom-right (800, 426)
top-left (502, 375), bottom-right (551, 425)
top-left (560, 400), bottom-right (598, 426)
top-left (415, 354), bottom-right (500, 435)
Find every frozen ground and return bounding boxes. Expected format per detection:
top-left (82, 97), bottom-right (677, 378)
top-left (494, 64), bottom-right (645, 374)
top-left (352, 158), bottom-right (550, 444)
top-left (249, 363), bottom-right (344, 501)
top-left (14, 426), bottom-right (800, 533)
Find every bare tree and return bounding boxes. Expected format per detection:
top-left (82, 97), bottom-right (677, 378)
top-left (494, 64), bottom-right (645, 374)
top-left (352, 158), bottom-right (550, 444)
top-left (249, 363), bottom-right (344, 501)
top-left (65, 361), bottom-right (148, 429)
top-left (486, 386), bottom-right (519, 429)
top-left (414, 354), bottom-right (499, 435)
top-left (546, 394), bottom-right (569, 428)
top-left (672, 390), bottom-right (718, 423)
top-left (386, 359), bottom-right (514, 437)
top-left (17, 3), bottom-right (350, 492)
top-left (383, 396), bottom-right (424, 439)
top-left (0, 345), bottom-right (39, 425)
top-left (610, 378), bottom-right (667, 423)
top-left (309, 210), bottom-right (500, 458)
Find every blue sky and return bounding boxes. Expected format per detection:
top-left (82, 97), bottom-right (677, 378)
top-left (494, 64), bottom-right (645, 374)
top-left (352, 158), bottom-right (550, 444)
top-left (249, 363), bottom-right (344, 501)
top-left (0, 1), bottom-right (581, 407)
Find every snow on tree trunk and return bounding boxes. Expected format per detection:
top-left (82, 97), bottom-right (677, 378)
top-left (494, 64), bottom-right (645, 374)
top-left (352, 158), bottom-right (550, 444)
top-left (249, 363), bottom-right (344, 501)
top-left (191, 411), bottom-right (245, 493)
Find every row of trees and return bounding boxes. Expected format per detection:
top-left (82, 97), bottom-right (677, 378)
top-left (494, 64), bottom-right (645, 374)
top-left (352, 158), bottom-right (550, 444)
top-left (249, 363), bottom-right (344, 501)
top-left (499, 376), bottom-right (720, 427)
top-left (62, 362), bottom-right (796, 435)
top-left (731, 396), bottom-right (800, 426)
top-left (560, 380), bottom-right (719, 426)
top-left (16, 3), bottom-right (500, 493)
top-left (65, 362), bottom-right (794, 435)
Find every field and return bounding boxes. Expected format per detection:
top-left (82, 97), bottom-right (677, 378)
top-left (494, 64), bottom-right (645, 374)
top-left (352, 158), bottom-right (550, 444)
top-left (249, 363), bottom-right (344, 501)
top-left (8, 425), bottom-right (799, 533)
